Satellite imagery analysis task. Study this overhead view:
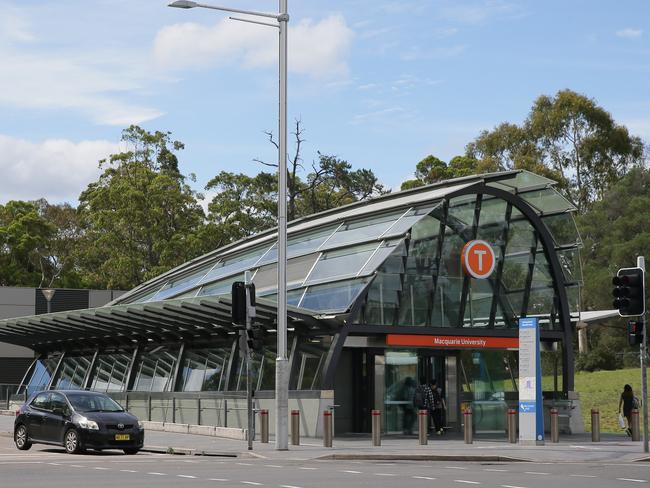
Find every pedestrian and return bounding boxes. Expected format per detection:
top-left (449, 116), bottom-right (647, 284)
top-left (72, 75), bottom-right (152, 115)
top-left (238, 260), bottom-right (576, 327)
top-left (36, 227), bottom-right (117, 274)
top-left (401, 377), bottom-right (416, 435)
top-left (427, 378), bottom-right (447, 436)
top-left (619, 384), bottom-right (640, 437)
top-left (413, 377), bottom-right (431, 431)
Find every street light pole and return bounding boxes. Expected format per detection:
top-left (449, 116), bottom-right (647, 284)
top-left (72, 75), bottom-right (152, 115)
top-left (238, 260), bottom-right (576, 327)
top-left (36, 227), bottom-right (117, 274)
top-left (168, 0), bottom-right (290, 451)
top-left (41, 289), bottom-right (56, 314)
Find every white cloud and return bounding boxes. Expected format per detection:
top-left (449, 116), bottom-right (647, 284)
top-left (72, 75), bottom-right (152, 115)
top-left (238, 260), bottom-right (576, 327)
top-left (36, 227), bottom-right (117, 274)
top-left (0, 5), bottom-right (36, 43)
top-left (0, 135), bottom-right (120, 203)
top-left (617, 28), bottom-right (643, 39)
top-left (439, 0), bottom-right (525, 25)
top-left (153, 14), bottom-right (354, 79)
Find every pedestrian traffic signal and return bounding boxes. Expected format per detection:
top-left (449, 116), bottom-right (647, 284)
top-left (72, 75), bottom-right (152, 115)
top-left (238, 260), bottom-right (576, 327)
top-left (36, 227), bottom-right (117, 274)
top-left (613, 267), bottom-right (646, 317)
top-left (246, 327), bottom-right (265, 353)
top-left (232, 281), bottom-right (256, 325)
top-left (628, 320), bottom-right (644, 346)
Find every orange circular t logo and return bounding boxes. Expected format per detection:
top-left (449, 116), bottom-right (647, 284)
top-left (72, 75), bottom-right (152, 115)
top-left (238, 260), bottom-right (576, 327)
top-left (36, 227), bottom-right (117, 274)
top-left (461, 240), bottom-right (496, 279)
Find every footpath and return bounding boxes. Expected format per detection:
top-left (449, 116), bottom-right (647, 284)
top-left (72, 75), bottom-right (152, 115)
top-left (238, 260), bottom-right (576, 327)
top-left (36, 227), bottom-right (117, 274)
top-left (1, 413), bottom-right (647, 463)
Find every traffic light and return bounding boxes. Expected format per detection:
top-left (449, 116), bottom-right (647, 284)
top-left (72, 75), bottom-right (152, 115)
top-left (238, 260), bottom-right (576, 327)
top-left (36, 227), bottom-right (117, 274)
top-left (612, 267), bottom-right (646, 317)
top-left (628, 319), bottom-right (644, 346)
top-left (232, 281), bottom-right (256, 325)
top-left (246, 327), bottom-right (265, 353)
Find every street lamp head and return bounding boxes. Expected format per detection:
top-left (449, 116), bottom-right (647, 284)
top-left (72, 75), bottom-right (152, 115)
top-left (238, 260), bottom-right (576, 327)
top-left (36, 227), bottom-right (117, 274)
top-left (41, 288), bottom-right (56, 302)
top-left (168, 0), bottom-right (197, 8)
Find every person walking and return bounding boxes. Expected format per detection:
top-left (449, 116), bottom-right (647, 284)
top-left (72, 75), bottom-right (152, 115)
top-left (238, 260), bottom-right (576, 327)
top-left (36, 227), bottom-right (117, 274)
top-left (619, 384), bottom-right (639, 437)
top-left (427, 378), bottom-right (447, 436)
top-left (414, 378), bottom-right (432, 432)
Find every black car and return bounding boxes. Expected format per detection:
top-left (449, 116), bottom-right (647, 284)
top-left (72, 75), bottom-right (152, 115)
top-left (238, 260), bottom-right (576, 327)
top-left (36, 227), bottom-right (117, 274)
top-left (14, 390), bottom-right (144, 454)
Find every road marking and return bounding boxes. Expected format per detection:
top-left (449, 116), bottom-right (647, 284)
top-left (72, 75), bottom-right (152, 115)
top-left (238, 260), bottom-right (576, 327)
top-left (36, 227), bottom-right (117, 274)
top-left (485, 469), bottom-right (509, 472)
top-left (238, 463), bottom-right (254, 466)
top-left (70, 465), bottom-right (84, 468)
top-left (209, 479), bottom-right (229, 482)
top-left (94, 467), bottom-right (109, 470)
top-left (570, 474), bottom-right (597, 478)
top-left (341, 470), bottom-right (361, 474)
top-left (298, 467), bottom-right (317, 470)
top-left (374, 473), bottom-right (396, 476)
top-left (524, 472), bottom-right (549, 475)
top-left (264, 464), bottom-right (283, 468)
top-left (48, 463), bottom-right (61, 466)
top-left (454, 481), bottom-right (480, 485)
top-left (241, 482), bottom-right (263, 486)
top-left (120, 469), bottom-right (138, 473)
top-left (148, 472), bottom-right (167, 476)
top-left (501, 485), bottom-right (528, 488)
top-left (617, 479), bottom-right (648, 483)
top-left (280, 485), bottom-right (303, 488)
top-left (413, 476), bottom-right (436, 480)
top-left (446, 466), bottom-right (468, 470)
top-left (375, 463), bottom-right (396, 466)
top-left (178, 475), bottom-right (197, 478)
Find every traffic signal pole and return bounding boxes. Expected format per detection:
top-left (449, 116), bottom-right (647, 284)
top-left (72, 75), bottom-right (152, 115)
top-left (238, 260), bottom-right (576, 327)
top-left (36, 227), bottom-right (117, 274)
top-left (245, 271), bottom-right (255, 451)
top-left (639, 256), bottom-right (648, 453)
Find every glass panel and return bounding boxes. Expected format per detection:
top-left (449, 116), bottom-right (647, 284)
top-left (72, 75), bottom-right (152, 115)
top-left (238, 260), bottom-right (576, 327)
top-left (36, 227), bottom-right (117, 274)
top-left (253, 253), bottom-right (319, 293)
top-left (542, 213), bottom-right (581, 247)
top-left (383, 351), bottom-right (418, 434)
top-left (526, 286), bottom-right (556, 326)
top-left (299, 279), bottom-right (367, 312)
top-left (258, 287), bottom-right (305, 307)
top-left (199, 245), bottom-right (272, 285)
top-left (197, 273), bottom-right (244, 297)
top-left (431, 230), bottom-right (465, 327)
top-left (152, 265), bottom-right (212, 301)
top-left (132, 346), bottom-right (179, 392)
top-left (295, 339), bottom-right (327, 390)
top-left (23, 357), bottom-right (60, 397)
top-left (566, 284), bottom-right (581, 316)
top-left (359, 239), bottom-right (405, 277)
top-left (322, 210), bottom-right (406, 249)
top-left (558, 248), bottom-right (582, 284)
top-left (125, 285), bottom-right (163, 305)
top-left (90, 353), bottom-right (132, 392)
top-left (305, 242), bottom-right (379, 284)
top-left (521, 188), bottom-right (574, 214)
top-left (364, 273), bottom-right (402, 325)
top-left (382, 204), bottom-right (439, 238)
top-left (490, 171), bottom-right (556, 192)
top-left (447, 194), bottom-right (477, 227)
top-left (54, 356), bottom-right (92, 390)
top-left (257, 349), bottom-right (276, 391)
top-left (180, 346), bottom-right (232, 392)
top-left (465, 278), bottom-right (493, 327)
top-left (257, 226), bottom-right (338, 265)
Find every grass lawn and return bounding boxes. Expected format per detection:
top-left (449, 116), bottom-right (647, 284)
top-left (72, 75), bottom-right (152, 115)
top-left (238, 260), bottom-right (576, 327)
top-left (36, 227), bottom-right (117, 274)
top-left (574, 368), bottom-right (644, 432)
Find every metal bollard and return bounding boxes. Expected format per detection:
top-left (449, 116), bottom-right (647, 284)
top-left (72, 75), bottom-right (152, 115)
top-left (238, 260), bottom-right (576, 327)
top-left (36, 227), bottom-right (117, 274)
top-left (291, 410), bottom-right (300, 445)
top-left (260, 409), bottom-right (269, 443)
top-left (418, 409), bottom-right (428, 445)
top-left (550, 408), bottom-right (559, 443)
top-left (371, 410), bottom-right (381, 446)
top-left (463, 408), bottom-right (473, 444)
top-left (632, 409), bottom-right (640, 441)
top-left (591, 409), bottom-right (600, 442)
top-left (323, 410), bottom-right (333, 447)
top-left (507, 408), bottom-right (517, 443)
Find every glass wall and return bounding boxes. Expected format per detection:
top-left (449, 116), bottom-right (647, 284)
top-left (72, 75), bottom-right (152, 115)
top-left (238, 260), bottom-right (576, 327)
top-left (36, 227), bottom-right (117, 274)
top-left (53, 355), bottom-right (92, 390)
top-left (21, 356), bottom-right (60, 396)
top-left (132, 346), bottom-right (180, 392)
top-left (90, 353), bottom-right (132, 392)
top-left (179, 346), bottom-right (233, 392)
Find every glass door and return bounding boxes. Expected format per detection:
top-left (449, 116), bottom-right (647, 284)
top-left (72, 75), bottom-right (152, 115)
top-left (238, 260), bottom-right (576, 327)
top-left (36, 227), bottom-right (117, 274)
top-left (382, 350), bottom-right (418, 434)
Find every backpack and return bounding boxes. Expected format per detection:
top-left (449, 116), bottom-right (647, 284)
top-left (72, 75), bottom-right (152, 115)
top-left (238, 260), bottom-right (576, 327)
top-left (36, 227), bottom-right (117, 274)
top-left (634, 396), bottom-right (641, 409)
top-left (431, 388), bottom-right (443, 409)
top-left (413, 385), bottom-right (425, 409)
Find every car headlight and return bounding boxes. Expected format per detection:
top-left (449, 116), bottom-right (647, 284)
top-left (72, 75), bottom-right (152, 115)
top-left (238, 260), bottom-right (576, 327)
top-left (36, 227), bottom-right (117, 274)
top-left (78, 417), bottom-right (99, 430)
top-left (138, 421), bottom-right (144, 430)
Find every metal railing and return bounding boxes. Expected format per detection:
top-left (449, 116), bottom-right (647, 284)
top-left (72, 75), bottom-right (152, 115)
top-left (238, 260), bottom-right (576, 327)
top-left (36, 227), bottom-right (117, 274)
top-left (0, 384), bottom-right (21, 410)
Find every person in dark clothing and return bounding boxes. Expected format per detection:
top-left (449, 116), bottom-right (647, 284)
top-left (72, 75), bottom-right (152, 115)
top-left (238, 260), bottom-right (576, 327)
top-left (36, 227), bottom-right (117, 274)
top-left (414, 378), bottom-right (432, 432)
top-left (426, 379), bottom-right (446, 435)
top-left (401, 377), bottom-right (417, 435)
top-left (619, 384), bottom-right (639, 437)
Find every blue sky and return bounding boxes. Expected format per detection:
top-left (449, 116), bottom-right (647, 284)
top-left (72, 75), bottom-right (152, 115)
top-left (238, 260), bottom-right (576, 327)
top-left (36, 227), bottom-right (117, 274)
top-left (0, 0), bottom-right (648, 204)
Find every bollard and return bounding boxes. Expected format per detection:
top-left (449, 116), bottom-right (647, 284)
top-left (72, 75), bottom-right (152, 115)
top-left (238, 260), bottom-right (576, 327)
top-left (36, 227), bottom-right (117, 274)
top-left (550, 408), bottom-right (559, 443)
top-left (591, 409), bottom-right (600, 442)
top-left (418, 409), bottom-right (428, 445)
top-left (371, 410), bottom-right (381, 446)
top-left (291, 410), bottom-right (300, 445)
top-left (507, 408), bottom-right (517, 443)
top-left (260, 409), bottom-right (269, 443)
top-left (323, 410), bottom-right (333, 447)
top-left (463, 408), bottom-right (473, 444)
top-left (632, 409), bottom-right (640, 441)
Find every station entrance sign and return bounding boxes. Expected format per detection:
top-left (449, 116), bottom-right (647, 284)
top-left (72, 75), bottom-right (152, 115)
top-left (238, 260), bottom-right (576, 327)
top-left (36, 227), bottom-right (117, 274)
top-left (461, 240), bottom-right (496, 279)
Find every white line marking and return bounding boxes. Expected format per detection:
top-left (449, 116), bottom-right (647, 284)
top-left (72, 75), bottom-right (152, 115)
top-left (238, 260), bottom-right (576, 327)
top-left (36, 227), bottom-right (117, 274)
top-left (264, 465), bottom-right (283, 468)
top-left (570, 474), bottom-right (597, 478)
top-left (298, 467), bottom-right (317, 470)
top-left (485, 469), bottom-right (509, 472)
top-left (241, 482), bottom-right (263, 486)
top-left (376, 463), bottom-right (396, 466)
top-left (446, 466), bottom-right (468, 470)
top-left (209, 479), bottom-right (229, 482)
top-left (280, 485), bottom-right (303, 488)
top-left (48, 463), bottom-right (61, 466)
top-left (341, 470), bottom-right (361, 474)
top-left (70, 465), bottom-right (84, 468)
top-left (120, 469), bottom-right (138, 473)
top-left (94, 467), bottom-right (109, 470)
top-left (617, 479), bottom-right (648, 483)
top-left (238, 463), bottom-right (254, 466)
top-left (148, 472), bottom-right (167, 476)
top-left (454, 481), bottom-right (480, 485)
top-left (178, 475), bottom-right (197, 478)
top-left (524, 472), bottom-right (549, 475)
top-left (501, 485), bottom-right (528, 488)
top-left (374, 473), bottom-right (396, 476)
top-left (413, 476), bottom-right (436, 480)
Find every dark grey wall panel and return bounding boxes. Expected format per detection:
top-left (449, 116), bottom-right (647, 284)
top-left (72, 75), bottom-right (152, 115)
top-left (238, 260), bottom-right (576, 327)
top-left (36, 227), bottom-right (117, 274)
top-left (35, 289), bottom-right (89, 314)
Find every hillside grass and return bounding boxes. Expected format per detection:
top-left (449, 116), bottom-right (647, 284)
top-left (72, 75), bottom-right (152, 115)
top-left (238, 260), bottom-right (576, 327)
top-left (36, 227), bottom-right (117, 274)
top-left (574, 368), bottom-right (643, 432)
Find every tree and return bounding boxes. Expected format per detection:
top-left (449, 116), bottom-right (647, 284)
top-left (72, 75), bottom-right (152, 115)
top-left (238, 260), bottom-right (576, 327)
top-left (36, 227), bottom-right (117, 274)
top-left (77, 126), bottom-right (206, 289)
top-left (400, 154), bottom-right (498, 190)
top-left (466, 90), bottom-right (645, 212)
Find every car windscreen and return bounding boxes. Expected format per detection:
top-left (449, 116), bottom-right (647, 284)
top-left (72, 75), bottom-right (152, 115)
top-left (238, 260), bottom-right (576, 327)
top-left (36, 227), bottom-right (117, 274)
top-left (66, 393), bottom-right (124, 413)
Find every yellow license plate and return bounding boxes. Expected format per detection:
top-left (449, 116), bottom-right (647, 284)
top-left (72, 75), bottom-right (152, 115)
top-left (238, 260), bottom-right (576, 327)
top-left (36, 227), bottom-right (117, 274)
top-left (115, 434), bottom-right (130, 441)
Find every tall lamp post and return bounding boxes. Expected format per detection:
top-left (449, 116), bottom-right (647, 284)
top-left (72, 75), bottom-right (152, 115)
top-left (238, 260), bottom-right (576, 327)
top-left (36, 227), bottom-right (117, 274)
top-left (41, 288), bottom-right (56, 314)
top-left (168, 0), bottom-right (290, 451)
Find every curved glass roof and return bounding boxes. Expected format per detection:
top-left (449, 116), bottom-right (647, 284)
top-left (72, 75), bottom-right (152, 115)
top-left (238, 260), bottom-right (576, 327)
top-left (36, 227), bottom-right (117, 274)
top-left (113, 170), bottom-right (579, 314)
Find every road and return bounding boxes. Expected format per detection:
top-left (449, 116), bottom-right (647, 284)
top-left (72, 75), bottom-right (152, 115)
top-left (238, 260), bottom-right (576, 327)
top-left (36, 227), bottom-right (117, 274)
top-left (2, 436), bottom-right (650, 487)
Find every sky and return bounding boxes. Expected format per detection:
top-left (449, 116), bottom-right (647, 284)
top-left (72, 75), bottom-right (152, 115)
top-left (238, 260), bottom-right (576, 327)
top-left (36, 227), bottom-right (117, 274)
top-left (0, 0), bottom-right (649, 205)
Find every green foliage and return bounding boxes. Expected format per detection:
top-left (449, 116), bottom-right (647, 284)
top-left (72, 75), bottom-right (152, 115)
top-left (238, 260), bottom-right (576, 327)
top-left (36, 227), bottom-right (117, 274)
top-left (77, 126), bottom-right (206, 289)
top-left (400, 154), bottom-right (498, 190)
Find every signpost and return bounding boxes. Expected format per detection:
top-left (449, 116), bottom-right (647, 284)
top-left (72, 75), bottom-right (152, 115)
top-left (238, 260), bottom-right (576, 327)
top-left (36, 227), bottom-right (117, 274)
top-left (518, 317), bottom-right (543, 445)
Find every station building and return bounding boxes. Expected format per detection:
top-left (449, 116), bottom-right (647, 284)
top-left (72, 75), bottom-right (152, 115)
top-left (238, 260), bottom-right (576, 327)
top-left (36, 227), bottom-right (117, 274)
top-left (0, 170), bottom-right (583, 436)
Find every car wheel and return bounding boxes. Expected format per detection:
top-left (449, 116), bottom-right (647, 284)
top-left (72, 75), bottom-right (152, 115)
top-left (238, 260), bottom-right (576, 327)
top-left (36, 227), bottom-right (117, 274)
top-left (64, 429), bottom-right (81, 454)
top-left (123, 448), bottom-right (139, 455)
top-left (14, 424), bottom-right (32, 451)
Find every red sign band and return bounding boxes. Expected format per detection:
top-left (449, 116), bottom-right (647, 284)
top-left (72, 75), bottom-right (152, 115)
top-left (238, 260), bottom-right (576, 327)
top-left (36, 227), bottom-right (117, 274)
top-left (386, 334), bottom-right (519, 349)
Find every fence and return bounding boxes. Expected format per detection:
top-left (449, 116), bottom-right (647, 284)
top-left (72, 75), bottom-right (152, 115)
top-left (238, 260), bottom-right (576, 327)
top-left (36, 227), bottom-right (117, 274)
top-left (0, 384), bottom-right (21, 410)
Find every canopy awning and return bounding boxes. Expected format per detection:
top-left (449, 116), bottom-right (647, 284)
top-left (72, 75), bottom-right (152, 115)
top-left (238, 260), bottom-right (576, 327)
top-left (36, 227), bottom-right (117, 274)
top-left (0, 296), bottom-right (342, 351)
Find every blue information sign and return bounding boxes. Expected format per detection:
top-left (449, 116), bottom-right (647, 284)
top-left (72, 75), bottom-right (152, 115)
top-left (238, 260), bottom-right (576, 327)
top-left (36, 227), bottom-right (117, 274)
top-left (518, 317), bottom-right (544, 444)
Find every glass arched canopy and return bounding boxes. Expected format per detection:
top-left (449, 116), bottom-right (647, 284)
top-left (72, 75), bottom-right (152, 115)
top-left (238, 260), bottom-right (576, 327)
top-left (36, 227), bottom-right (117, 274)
top-left (114, 170), bottom-right (582, 327)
